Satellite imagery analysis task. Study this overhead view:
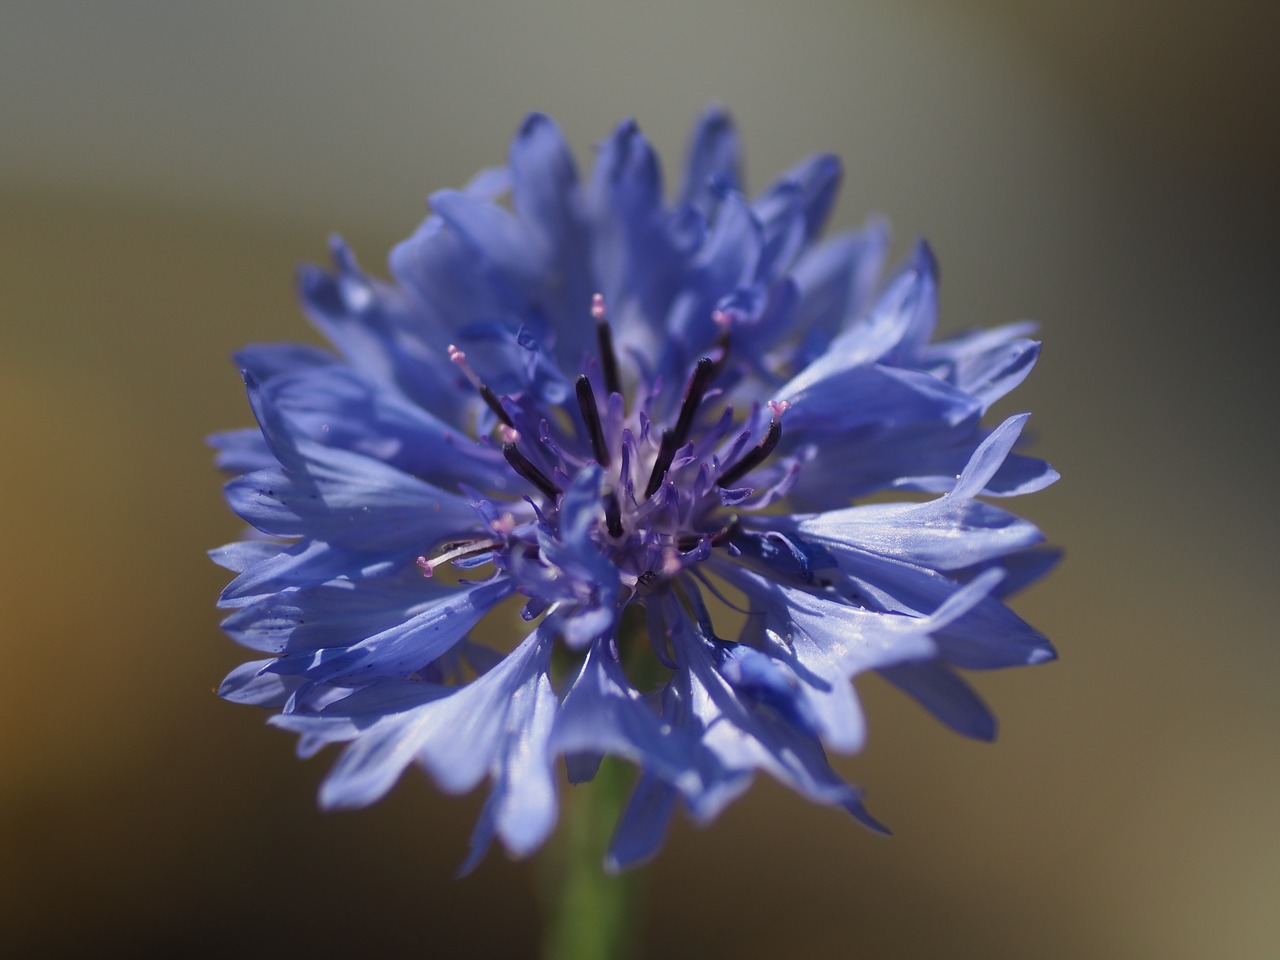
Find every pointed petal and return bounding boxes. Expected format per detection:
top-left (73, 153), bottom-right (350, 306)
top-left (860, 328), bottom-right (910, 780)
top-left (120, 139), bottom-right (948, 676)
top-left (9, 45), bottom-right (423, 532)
top-left (606, 774), bottom-right (679, 873)
top-left (778, 361), bottom-right (982, 436)
top-left (510, 112), bottom-right (583, 258)
top-left (771, 153), bottom-right (842, 241)
top-left (224, 374), bottom-right (478, 551)
top-left (789, 219), bottom-right (891, 364)
top-left (679, 104), bottom-right (741, 210)
top-left (218, 658), bottom-right (300, 707)
top-left (786, 417), bottom-right (1046, 571)
top-left (216, 538), bottom-right (403, 607)
top-left (289, 578), bottom-right (513, 683)
top-left (259, 365), bottom-right (507, 491)
top-left (880, 660), bottom-right (997, 740)
top-left (551, 642), bottom-right (702, 795)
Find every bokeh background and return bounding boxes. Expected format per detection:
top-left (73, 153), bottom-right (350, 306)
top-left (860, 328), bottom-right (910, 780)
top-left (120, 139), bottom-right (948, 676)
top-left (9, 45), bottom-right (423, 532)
top-left (3, 2), bottom-right (1277, 957)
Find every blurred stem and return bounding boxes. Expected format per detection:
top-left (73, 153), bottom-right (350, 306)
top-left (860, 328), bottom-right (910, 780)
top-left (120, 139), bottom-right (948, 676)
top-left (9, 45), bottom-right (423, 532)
top-left (540, 612), bottom-right (653, 960)
top-left (539, 755), bottom-right (642, 960)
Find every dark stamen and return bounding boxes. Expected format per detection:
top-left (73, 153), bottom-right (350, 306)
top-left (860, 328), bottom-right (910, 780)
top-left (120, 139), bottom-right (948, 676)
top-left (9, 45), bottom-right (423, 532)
top-left (676, 515), bottom-right (740, 552)
top-left (449, 344), bottom-right (515, 429)
top-left (644, 429), bottom-right (677, 499)
top-left (592, 293), bottom-right (622, 398)
top-left (503, 442), bottom-right (562, 500)
top-left (575, 375), bottom-right (611, 467)
top-left (604, 489), bottom-right (624, 538)
top-left (479, 384), bottom-right (515, 429)
top-left (717, 403), bottom-right (788, 488)
top-left (672, 356), bottom-right (715, 448)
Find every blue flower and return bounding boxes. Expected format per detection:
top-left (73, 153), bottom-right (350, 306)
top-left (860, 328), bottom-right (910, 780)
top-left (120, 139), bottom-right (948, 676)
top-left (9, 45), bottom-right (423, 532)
top-left (212, 108), bottom-right (1058, 873)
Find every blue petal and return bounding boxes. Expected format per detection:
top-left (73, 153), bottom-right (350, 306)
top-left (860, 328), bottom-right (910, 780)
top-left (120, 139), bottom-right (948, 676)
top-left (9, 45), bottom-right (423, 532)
top-left (663, 191), bottom-right (764, 378)
top-left (805, 547), bottom-right (1055, 668)
top-left (879, 660), bottom-right (997, 741)
top-left (509, 113), bottom-right (596, 361)
top-left (606, 773), bottom-right (680, 873)
top-left (287, 578), bottom-right (513, 684)
top-left (658, 596), bottom-right (862, 818)
top-left (945, 336), bottom-right (1041, 411)
top-left (299, 238), bottom-right (470, 421)
top-left (256, 365), bottom-right (507, 492)
top-left (288, 624), bottom-right (557, 827)
top-left (719, 562), bottom-right (1002, 677)
top-left (550, 641), bottom-right (702, 795)
top-left (786, 416), bottom-right (1046, 570)
top-left (459, 633), bottom-right (560, 872)
top-left (222, 570), bottom-right (472, 655)
top-left (788, 219), bottom-right (891, 365)
top-left (587, 119), bottom-right (669, 311)
top-left (752, 181), bottom-right (808, 281)
top-left (218, 658), bottom-right (302, 707)
top-left (715, 643), bottom-right (822, 738)
top-left (784, 241), bottom-right (939, 393)
top-left (216, 538), bottom-right (404, 607)
top-left (208, 428), bottom-right (273, 473)
top-left (510, 112), bottom-right (583, 258)
top-left (878, 240), bottom-right (940, 363)
top-left (769, 153), bottom-right (842, 242)
top-left (224, 374), bottom-right (478, 551)
top-left (678, 104), bottom-right (741, 212)
top-left (780, 362), bottom-right (982, 440)
top-left (785, 404), bottom-right (1057, 507)
top-left (431, 188), bottom-right (540, 290)
top-left (388, 208), bottom-right (570, 405)
top-left (271, 687), bottom-right (448, 808)
top-left (793, 496), bottom-right (1042, 571)
top-left (715, 564), bottom-right (911, 752)
top-left (209, 539), bottom-right (282, 574)
top-left (508, 467), bottom-right (621, 649)
top-left (962, 546), bottom-right (1062, 598)
top-left (233, 342), bottom-right (336, 381)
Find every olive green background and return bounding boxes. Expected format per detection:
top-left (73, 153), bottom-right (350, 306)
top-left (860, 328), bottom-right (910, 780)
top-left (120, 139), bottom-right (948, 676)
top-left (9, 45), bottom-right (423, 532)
top-left (2, 2), bottom-right (1276, 957)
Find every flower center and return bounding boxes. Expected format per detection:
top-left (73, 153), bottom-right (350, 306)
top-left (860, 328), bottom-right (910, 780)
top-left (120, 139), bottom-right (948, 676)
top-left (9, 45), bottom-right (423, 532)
top-left (427, 295), bottom-right (791, 598)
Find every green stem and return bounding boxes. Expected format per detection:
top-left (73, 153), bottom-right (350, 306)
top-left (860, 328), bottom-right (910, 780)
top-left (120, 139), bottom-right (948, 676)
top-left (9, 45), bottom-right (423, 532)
top-left (538, 756), bottom-right (643, 960)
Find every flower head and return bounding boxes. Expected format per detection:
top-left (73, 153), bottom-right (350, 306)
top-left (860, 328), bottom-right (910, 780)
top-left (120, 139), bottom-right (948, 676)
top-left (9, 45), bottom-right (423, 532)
top-left (212, 108), bottom-right (1058, 872)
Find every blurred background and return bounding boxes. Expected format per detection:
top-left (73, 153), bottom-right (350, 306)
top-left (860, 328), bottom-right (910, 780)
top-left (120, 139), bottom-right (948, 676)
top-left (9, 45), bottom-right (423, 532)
top-left (2, 2), bottom-right (1277, 957)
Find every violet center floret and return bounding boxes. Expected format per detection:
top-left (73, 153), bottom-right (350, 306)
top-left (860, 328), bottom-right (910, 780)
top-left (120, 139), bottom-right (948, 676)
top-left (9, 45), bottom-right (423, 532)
top-left (427, 293), bottom-right (793, 638)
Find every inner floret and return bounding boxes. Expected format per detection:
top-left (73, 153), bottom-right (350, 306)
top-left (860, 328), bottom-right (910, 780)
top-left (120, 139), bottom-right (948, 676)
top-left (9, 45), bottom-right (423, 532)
top-left (430, 295), bottom-right (794, 601)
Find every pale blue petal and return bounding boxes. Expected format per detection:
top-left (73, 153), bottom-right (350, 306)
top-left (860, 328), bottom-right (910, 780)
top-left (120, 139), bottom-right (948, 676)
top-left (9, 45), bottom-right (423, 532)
top-left (880, 660), bottom-right (997, 741)
top-left (225, 375), bottom-right (478, 551)
top-left (216, 538), bottom-right (403, 607)
top-left (786, 416), bottom-right (1046, 571)
top-left (218, 658), bottom-right (301, 707)
top-left (606, 774), bottom-right (680, 873)
top-left (551, 642), bottom-right (702, 795)
top-left (290, 578), bottom-right (513, 684)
